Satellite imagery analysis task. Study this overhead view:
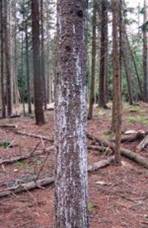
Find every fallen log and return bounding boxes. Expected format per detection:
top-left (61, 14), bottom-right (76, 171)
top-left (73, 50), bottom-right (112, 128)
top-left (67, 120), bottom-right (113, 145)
top-left (14, 130), bottom-right (54, 143)
top-left (0, 157), bottom-right (114, 198)
top-left (87, 133), bottom-right (148, 169)
top-left (120, 148), bottom-right (148, 168)
top-left (88, 145), bottom-right (112, 155)
top-left (87, 132), bottom-right (115, 152)
top-left (0, 124), bottom-right (17, 129)
top-left (10, 114), bottom-right (21, 119)
top-left (120, 132), bottom-right (145, 143)
top-left (137, 135), bottom-right (148, 150)
top-left (0, 176), bottom-right (55, 198)
top-left (88, 156), bottom-right (114, 172)
top-left (0, 146), bottom-right (54, 166)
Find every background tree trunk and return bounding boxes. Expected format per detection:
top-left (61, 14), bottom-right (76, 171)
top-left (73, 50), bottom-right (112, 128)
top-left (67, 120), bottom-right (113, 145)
top-left (99, 0), bottom-right (108, 108)
top-left (88, 0), bottom-right (96, 120)
top-left (40, 0), bottom-right (47, 109)
top-left (0, 0), bottom-right (6, 118)
top-left (31, 0), bottom-right (45, 125)
top-left (143, 0), bottom-right (148, 102)
top-left (25, 22), bottom-right (32, 114)
top-left (4, 0), bottom-right (12, 116)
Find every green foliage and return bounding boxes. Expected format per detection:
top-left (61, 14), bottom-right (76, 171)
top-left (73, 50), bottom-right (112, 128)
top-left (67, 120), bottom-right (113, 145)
top-left (0, 141), bottom-right (11, 149)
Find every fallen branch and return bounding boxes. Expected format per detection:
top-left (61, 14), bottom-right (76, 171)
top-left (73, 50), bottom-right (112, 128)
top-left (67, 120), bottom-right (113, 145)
top-left (0, 157), bottom-right (114, 198)
top-left (14, 130), bottom-right (54, 142)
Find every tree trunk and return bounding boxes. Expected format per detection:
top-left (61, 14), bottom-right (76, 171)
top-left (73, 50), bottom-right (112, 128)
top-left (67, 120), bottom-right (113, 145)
top-left (112, 0), bottom-right (122, 164)
top-left (99, 0), bottom-right (108, 108)
top-left (40, 0), bottom-right (47, 109)
top-left (121, 21), bottom-right (134, 105)
top-left (143, 0), bottom-right (148, 102)
top-left (4, 0), bottom-right (12, 116)
top-left (55, 1), bottom-right (89, 227)
top-left (88, 0), bottom-right (96, 120)
top-left (31, 0), bottom-right (45, 125)
top-left (25, 23), bottom-right (32, 114)
top-left (0, 0), bottom-right (6, 118)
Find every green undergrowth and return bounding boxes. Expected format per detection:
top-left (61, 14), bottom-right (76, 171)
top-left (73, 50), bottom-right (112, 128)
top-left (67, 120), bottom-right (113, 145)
top-left (128, 115), bottom-right (148, 125)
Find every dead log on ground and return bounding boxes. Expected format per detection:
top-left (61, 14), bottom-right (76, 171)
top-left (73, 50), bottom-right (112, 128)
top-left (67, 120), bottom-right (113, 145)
top-left (87, 133), bottom-right (148, 169)
top-left (87, 132), bottom-right (115, 152)
top-left (0, 124), bottom-right (17, 129)
top-left (120, 131), bottom-right (148, 143)
top-left (120, 148), bottom-right (148, 168)
top-left (137, 135), bottom-right (148, 150)
top-left (0, 176), bottom-right (55, 198)
top-left (0, 157), bottom-right (114, 198)
top-left (0, 146), bottom-right (54, 165)
top-left (10, 114), bottom-right (21, 118)
top-left (88, 156), bottom-right (114, 172)
top-left (88, 145), bottom-right (112, 155)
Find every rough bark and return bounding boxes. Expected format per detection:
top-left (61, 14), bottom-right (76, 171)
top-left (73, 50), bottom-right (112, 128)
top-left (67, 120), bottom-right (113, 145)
top-left (55, 1), bottom-right (89, 227)
top-left (31, 0), bottom-right (45, 125)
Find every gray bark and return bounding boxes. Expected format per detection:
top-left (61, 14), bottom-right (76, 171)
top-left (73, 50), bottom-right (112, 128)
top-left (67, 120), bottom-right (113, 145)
top-left (55, 1), bottom-right (89, 227)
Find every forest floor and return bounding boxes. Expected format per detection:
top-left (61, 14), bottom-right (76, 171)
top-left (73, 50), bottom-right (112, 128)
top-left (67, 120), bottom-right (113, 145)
top-left (0, 102), bottom-right (148, 228)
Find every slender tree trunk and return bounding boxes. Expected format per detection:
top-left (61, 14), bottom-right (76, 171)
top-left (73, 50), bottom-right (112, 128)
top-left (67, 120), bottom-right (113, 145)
top-left (4, 0), bottom-right (12, 116)
top-left (125, 32), bottom-right (143, 98)
top-left (55, 1), bottom-right (89, 227)
top-left (143, 0), bottom-right (148, 102)
top-left (40, 0), bottom-right (47, 109)
top-left (25, 23), bottom-right (32, 114)
top-left (99, 0), bottom-right (108, 108)
top-left (31, 0), bottom-right (45, 125)
top-left (88, 0), bottom-right (96, 120)
top-left (0, 0), bottom-right (6, 118)
top-left (112, 0), bottom-right (122, 164)
top-left (21, 32), bottom-right (26, 116)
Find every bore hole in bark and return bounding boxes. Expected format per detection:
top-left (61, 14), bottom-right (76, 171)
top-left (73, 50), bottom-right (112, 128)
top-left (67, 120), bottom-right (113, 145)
top-left (77, 10), bottom-right (83, 18)
top-left (65, 45), bottom-right (71, 52)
